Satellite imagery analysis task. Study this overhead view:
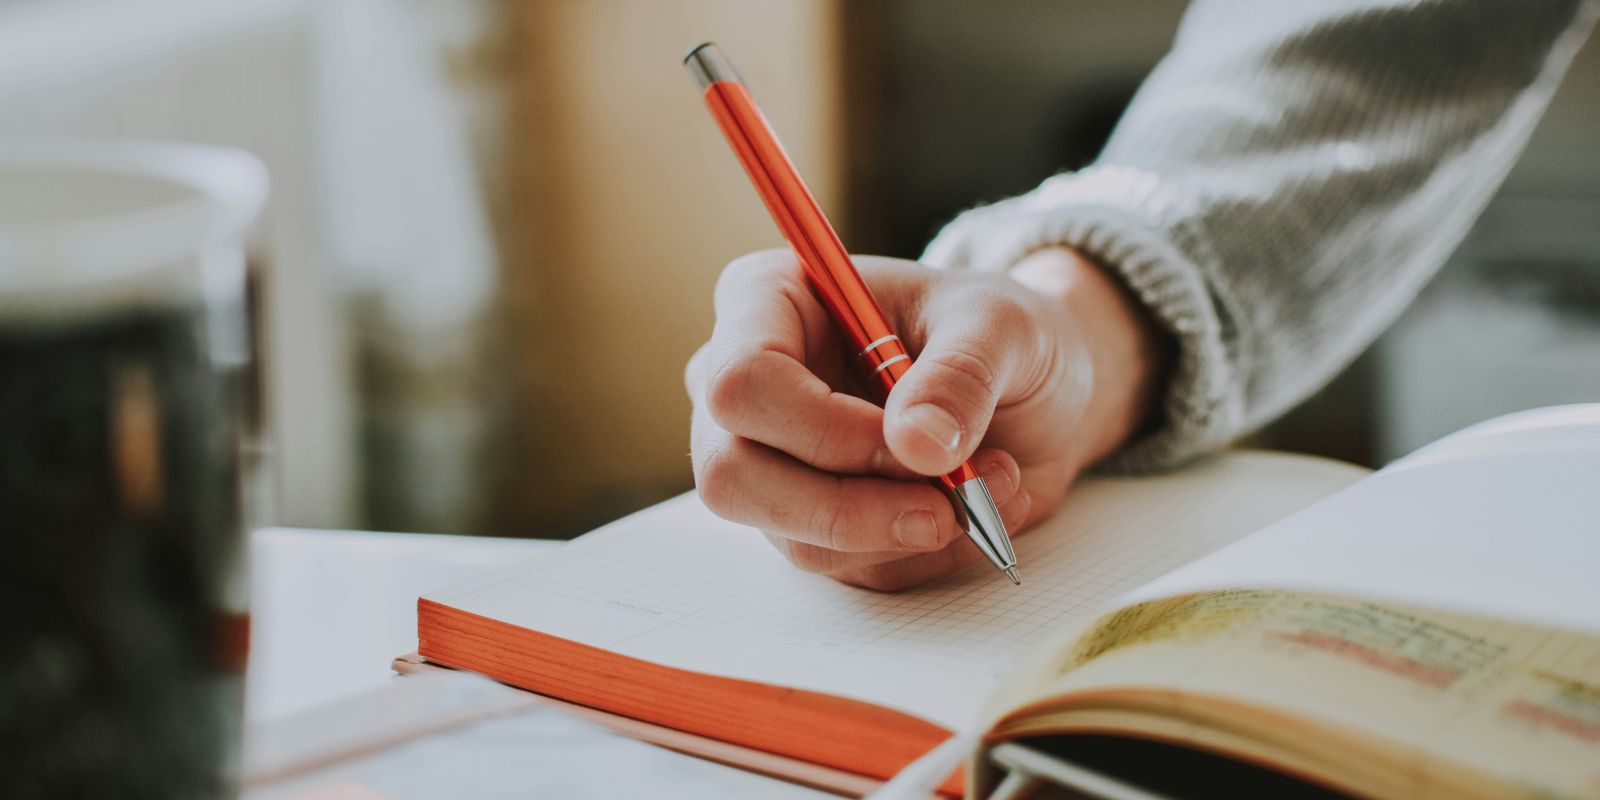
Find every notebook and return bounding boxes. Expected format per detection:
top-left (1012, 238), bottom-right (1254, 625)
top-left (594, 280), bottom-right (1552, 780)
top-left (417, 405), bottom-right (1600, 799)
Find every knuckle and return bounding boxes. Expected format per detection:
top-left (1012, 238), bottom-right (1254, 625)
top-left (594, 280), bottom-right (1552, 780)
top-left (693, 441), bottom-right (742, 517)
top-left (684, 345), bottom-right (710, 398)
top-left (979, 290), bottom-right (1031, 328)
top-left (851, 563), bottom-right (910, 592)
top-left (809, 488), bottom-right (851, 552)
top-left (936, 346), bottom-right (998, 394)
top-left (704, 353), bottom-right (763, 425)
top-left (717, 249), bottom-right (793, 294)
top-left (919, 346), bottom-right (998, 414)
top-left (804, 408), bottom-right (852, 468)
top-left (781, 541), bottom-right (837, 574)
top-left (729, 248), bottom-right (790, 273)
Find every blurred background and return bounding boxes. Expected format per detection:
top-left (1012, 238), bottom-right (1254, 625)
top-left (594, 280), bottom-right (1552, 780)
top-left (5, 0), bottom-right (1592, 540)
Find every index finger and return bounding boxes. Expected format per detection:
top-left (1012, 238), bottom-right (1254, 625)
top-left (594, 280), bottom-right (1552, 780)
top-left (709, 249), bottom-right (832, 365)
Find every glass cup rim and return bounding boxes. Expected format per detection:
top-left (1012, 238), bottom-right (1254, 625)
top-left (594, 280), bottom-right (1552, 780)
top-left (0, 139), bottom-right (268, 319)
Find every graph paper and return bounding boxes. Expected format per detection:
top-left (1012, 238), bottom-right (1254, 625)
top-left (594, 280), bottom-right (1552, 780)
top-left (428, 452), bottom-right (1363, 729)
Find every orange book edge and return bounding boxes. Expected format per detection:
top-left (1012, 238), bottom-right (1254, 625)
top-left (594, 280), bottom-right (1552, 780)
top-left (417, 597), bottom-right (964, 796)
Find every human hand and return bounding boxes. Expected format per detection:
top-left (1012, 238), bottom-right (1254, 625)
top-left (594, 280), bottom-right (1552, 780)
top-left (686, 247), bottom-right (1167, 590)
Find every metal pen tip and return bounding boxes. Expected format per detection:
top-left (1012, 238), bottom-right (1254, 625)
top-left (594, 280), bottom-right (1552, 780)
top-left (950, 475), bottom-right (1021, 585)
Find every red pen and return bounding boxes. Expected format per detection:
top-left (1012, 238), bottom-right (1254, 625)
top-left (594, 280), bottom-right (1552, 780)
top-left (685, 42), bottom-right (1019, 585)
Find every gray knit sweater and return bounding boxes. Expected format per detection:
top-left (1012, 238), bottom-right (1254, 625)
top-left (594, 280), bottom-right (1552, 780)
top-left (923, 0), bottom-right (1598, 470)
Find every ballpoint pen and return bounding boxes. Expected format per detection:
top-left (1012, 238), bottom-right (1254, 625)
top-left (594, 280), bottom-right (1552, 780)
top-left (685, 42), bottom-right (1020, 585)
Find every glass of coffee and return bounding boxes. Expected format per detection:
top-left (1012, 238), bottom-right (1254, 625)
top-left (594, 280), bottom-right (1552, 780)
top-left (0, 141), bottom-right (267, 799)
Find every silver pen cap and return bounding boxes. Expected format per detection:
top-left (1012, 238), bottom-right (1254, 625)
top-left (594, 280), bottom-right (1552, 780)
top-left (684, 42), bottom-right (741, 88)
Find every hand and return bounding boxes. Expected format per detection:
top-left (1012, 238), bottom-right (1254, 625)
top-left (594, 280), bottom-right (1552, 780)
top-left (686, 247), bottom-right (1168, 590)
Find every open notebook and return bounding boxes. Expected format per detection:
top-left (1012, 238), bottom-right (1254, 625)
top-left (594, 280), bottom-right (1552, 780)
top-left (417, 451), bottom-right (1364, 791)
top-left (418, 405), bottom-right (1600, 798)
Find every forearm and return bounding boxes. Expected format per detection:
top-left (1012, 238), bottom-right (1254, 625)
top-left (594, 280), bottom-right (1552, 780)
top-left (926, 0), bottom-right (1598, 468)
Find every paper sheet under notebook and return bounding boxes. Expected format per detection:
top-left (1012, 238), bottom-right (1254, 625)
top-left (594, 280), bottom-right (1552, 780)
top-left (425, 452), bottom-right (1364, 731)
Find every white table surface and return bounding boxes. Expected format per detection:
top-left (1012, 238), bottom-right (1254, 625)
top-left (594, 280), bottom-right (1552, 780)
top-left (246, 526), bottom-right (553, 722)
top-left (243, 527), bottom-right (833, 799)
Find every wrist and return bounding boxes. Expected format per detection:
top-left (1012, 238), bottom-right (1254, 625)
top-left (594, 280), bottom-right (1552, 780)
top-left (1009, 246), bottom-right (1171, 464)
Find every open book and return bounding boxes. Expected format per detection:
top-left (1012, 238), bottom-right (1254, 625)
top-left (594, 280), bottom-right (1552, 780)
top-left (417, 406), bottom-right (1600, 798)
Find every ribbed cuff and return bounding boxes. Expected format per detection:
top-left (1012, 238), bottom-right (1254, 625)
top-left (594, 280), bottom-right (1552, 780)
top-left (922, 165), bottom-right (1242, 471)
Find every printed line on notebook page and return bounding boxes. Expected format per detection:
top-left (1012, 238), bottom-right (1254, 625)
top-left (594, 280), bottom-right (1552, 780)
top-left (469, 481), bottom-right (1255, 670)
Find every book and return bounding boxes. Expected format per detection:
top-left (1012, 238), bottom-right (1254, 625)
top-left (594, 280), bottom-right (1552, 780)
top-left (416, 405), bottom-right (1600, 798)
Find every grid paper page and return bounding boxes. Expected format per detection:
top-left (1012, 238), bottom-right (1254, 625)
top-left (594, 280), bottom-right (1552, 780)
top-left (430, 452), bottom-right (1364, 729)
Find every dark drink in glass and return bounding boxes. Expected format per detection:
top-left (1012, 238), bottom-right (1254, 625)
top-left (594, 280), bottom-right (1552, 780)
top-left (0, 143), bottom-right (266, 799)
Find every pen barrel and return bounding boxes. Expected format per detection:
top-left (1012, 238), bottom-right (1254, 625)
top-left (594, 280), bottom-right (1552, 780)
top-left (696, 67), bottom-right (977, 490)
top-left (700, 80), bottom-right (907, 390)
top-left (939, 461), bottom-right (979, 488)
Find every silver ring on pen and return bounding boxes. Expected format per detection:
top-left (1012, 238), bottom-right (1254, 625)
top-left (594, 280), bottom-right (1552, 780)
top-left (859, 334), bottom-right (899, 357)
top-left (872, 354), bottom-right (910, 374)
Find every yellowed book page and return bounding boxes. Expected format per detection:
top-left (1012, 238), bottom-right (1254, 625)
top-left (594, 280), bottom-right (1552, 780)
top-left (425, 452), bottom-right (1362, 731)
top-left (1006, 590), bottom-right (1600, 799)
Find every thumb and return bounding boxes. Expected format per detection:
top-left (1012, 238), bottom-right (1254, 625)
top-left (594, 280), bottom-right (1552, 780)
top-left (882, 300), bottom-right (1031, 476)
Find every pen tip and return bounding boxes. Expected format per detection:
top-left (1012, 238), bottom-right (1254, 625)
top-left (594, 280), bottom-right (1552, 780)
top-left (1004, 566), bottom-right (1021, 586)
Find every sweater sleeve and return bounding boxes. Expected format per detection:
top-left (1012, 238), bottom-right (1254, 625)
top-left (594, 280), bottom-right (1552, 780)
top-left (923, 0), bottom-right (1597, 471)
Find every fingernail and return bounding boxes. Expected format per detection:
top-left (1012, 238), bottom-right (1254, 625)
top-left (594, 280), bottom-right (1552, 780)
top-left (980, 463), bottom-right (1013, 499)
top-left (894, 509), bottom-right (940, 550)
top-left (902, 404), bottom-right (962, 457)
